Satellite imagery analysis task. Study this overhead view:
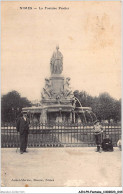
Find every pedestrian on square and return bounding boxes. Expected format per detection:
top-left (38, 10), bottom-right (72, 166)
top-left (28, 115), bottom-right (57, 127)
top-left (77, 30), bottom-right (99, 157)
top-left (93, 120), bottom-right (103, 153)
top-left (16, 112), bottom-right (30, 154)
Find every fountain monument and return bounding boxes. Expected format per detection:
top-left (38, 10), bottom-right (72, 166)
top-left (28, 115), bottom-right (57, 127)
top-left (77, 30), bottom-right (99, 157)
top-left (22, 46), bottom-right (94, 123)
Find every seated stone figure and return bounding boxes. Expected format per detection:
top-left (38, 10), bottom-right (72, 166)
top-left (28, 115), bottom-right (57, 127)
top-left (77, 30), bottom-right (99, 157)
top-left (101, 135), bottom-right (113, 152)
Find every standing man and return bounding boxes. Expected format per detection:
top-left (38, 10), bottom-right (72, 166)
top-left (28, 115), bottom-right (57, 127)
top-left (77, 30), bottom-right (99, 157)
top-left (93, 120), bottom-right (103, 153)
top-left (16, 112), bottom-right (30, 154)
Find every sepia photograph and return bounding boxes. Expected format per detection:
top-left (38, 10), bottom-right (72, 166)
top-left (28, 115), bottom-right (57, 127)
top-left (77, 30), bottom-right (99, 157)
top-left (1, 0), bottom-right (122, 191)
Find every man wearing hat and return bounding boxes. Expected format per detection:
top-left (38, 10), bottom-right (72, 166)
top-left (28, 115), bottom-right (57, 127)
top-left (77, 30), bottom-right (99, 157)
top-left (16, 112), bottom-right (30, 154)
top-left (93, 120), bottom-right (103, 153)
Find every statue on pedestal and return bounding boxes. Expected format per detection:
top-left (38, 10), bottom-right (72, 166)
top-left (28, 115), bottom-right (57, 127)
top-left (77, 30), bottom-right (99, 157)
top-left (50, 46), bottom-right (63, 74)
top-left (40, 109), bottom-right (47, 123)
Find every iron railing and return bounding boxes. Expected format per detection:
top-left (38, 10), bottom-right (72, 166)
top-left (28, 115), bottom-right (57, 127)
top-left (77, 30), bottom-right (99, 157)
top-left (1, 122), bottom-right (121, 148)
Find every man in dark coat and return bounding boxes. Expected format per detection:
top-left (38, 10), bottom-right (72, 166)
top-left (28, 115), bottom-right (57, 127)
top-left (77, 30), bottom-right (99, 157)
top-left (16, 112), bottom-right (30, 154)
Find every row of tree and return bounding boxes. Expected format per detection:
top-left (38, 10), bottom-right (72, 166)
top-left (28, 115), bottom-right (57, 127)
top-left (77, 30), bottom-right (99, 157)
top-left (74, 90), bottom-right (121, 122)
top-left (1, 90), bottom-right (121, 122)
top-left (1, 91), bottom-right (32, 122)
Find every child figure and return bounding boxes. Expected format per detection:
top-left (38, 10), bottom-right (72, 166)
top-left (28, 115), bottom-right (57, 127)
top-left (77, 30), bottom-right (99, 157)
top-left (94, 120), bottom-right (103, 153)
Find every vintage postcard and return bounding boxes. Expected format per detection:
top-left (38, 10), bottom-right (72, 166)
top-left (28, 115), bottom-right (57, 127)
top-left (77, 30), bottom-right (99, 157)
top-left (1, 0), bottom-right (122, 192)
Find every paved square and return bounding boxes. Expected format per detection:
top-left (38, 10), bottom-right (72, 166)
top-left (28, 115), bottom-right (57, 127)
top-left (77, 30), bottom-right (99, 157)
top-left (1, 147), bottom-right (122, 187)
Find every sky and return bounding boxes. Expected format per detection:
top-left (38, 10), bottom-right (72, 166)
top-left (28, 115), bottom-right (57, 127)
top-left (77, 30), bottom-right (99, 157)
top-left (1, 1), bottom-right (121, 101)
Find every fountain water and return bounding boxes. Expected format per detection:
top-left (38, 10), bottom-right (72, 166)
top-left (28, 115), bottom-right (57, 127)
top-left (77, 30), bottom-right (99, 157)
top-left (74, 97), bottom-right (87, 123)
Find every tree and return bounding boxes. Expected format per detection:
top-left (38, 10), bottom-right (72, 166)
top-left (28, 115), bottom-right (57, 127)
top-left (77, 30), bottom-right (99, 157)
top-left (1, 90), bottom-right (32, 122)
top-left (74, 90), bottom-right (94, 107)
top-left (73, 90), bottom-right (121, 122)
top-left (94, 93), bottom-right (120, 122)
top-left (112, 99), bottom-right (121, 122)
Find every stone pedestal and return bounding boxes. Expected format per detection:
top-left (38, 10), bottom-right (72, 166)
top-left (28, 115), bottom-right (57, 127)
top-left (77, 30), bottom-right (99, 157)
top-left (41, 74), bottom-right (74, 104)
top-left (40, 74), bottom-right (75, 123)
top-left (50, 75), bottom-right (64, 94)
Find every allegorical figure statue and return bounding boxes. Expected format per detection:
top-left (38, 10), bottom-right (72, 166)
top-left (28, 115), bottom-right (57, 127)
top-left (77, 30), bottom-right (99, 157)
top-left (50, 46), bottom-right (63, 74)
top-left (63, 77), bottom-right (73, 98)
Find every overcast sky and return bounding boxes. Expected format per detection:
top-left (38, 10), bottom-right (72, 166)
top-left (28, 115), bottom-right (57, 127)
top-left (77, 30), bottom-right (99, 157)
top-left (1, 1), bottom-right (121, 101)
